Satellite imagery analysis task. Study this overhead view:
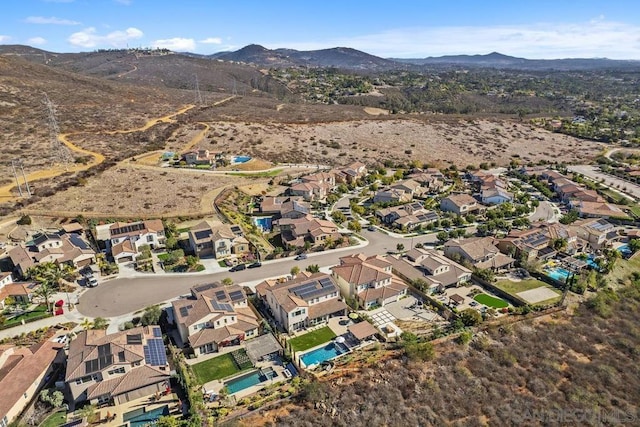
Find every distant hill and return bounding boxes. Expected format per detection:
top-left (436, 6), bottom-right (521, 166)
top-left (392, 52), bottom-right (640, 70)
top-left (212, 44), bottom-right (401, 70)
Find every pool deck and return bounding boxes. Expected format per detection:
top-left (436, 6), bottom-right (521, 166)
top-left (78, 392), bottom-right (181, 427)
top-left (202, 360), bottom-right (287, 400)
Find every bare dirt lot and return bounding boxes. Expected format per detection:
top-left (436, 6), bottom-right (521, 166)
top-left (197, 118), bottom-right (604, 168)
top-left (23, 166), bottom-right (259, 217)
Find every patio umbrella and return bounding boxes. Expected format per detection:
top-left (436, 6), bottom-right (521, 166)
top-left (335, 336), bottom-right (346, 344)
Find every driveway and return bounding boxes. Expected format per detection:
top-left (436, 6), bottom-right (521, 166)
top-left (529, 201), bottom-right (559, 223)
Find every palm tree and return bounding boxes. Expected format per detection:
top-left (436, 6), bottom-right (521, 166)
top-left (80, 318), bottom-right (94, 330)
top-left (33, 283), bottom-right (54, 313)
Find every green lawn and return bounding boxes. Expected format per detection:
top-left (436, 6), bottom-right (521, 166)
top-left (495, 278), bottom-right (551, 294)
top-left (40, 411), bottom-right (67, 427)
top-left (2, 305), bottom-right (51, 329)
top-left (288, 326), bottom-right (336, 352)
top-left (157, 253), bottom-right (170, 261)
top-left (474, 293), bottom-right (509, 308)
top-left (494, 279), bottom-right (561, 305)
top-left (627, 204), bottom-right (640, 218)
top-left (191, 350), bottom-right (252, 384)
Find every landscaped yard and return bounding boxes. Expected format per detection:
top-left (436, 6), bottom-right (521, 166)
top-left (1, 305), bottom-right (51, 329)
top-left (191, 349), bottom-right (253, 384)
top-left (474, 293), bottom-right (509, 308)
top-left (288, 326), bottom-right (336, 352)
top-left (494, 279), bottom-right (561, 305)
top-left (40, 411), bottom-right (67, 427)
top-left (608, 254), bottom-right (640, 285)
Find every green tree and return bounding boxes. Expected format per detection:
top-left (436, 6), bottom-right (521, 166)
top-left (165, 236), bottom-right (179, 250)
top-left (290, 266), bottom-right (300, 277)
top-left (80, 318), bottom-right (93, 330)
top-left (331, 211), bottom-right (346, 223)
top-left (17, 215), bottom-right (32, 225)
top-left (396, 243), bottom-right (405, 252)
top-left (306, 264), bottom-right (320, 273)
top-left (222, 277), bottom-right (233, 286)
top-left (78, 404), bottom-right (99, 424)
top-left (92, 317), bottom-right (109, 330)
top-left (40, 389), bottom-right (64, 408)
top-left (156, 416), bottom-right (181, 427)
top-left (629, 238), bottom-right (640, 254)
top-left (141, 305), bottom-right (162, 326)
top-left (185, 255), bottom-right (199, 268)
top-left (436, 231), bottom-right (449, 242)
top-left (348, 220), bottom-right (362, 232)
top-left (459, 308), bottom-right (483, 326)
top-left (33, 283), bottom-right (54, 313)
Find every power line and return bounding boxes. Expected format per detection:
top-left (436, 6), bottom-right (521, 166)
top-left (43, 92), bottom-right (73, 167)
top-left (195, 74), bottom-right (203, 105)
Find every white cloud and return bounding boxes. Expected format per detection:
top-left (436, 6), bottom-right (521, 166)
top-left (200, 37), bottom-right (222, 45)
top-left (28, 37), bottom-right (47, 45)
top-left (0, 35), bottom-right (12, 43)
top-left (25, 16), bottom-right (80, 25)
top-left (68, 27), bottom-right (143, 48)
top-left (152, 37), bottom-right (196, 51)
top-left (270, 19), bottom-right (640, 59)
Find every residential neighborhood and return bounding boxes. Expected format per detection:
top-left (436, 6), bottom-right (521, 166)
top-left (2, 159), bottom-right (640, 427)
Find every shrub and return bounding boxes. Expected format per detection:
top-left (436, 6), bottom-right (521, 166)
top-left (17, 215), bottom-right (32, 225)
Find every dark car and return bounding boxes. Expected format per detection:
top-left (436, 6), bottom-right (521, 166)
top-left (294, 253), bottom-right (307, 260)
top-left (229, 264), bottom-right (246, 272)
top-left (367, 225), bottom-right (376, 231)
top-left (247, 262), bottom-right (262, 269)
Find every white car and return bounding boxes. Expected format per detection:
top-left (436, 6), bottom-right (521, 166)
top-left (87, 277), bottom-right (99, 287)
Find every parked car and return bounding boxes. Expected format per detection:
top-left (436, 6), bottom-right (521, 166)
top-left (367, 225), bottom-right (376, 231)
top-left (86, 277), bottom-right (99, 287)
top-left (247, 262), bottom-right (262, 269)
top-left (294, 253), bottom-right (307, 260)
top-left (229, 264), bottom-right (246, 272)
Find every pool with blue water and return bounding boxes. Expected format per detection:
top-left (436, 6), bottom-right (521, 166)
top-left (545, 266), bottom-right (571, 282)
top-left (252, 216), bottom-right (273, 232)
top-left (124, 405), bottom-right (169, 427)
top-left (225, 368), bottom-right (277, 394)
top-left (232, 156), bottom-right (252, 164)
top-left (300, 342), bottom-right (348, 367)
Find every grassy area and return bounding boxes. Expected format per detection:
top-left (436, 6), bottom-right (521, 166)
top-left (227, 169), bottom-right (283, 178)
top-left (474, 293), bottom-right (509, 308)
top-left (608, 254), bottom-right (640, 286)
top-left (288, 326), bottom-right (336, 352)
top-left (191, 350), bottom-right (252, 384)
top-left (600, 188), bottom-right (626, 203)
top-left (40, 411), bottom-right (67, 427)
top-left (2, 305), bottom-right (51, 329)
top-left (157, 253), bottom-right (170, 261)
top-left (627, 204), bottom-right (640, 218)
top-left (494, 279), bottom-right (561, 305)
top-left (495, 278), bottom-right (551, 294)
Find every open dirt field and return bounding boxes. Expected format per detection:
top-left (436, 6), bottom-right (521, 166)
top-left (23, 166), bottom-right (260, 217)
top-left (517, 287), bottom-right (561, 304)
top-left (196, 118), bottom-right (604, 168)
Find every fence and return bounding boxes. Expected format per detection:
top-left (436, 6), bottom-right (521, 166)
top-left (19, 208), bottom-right (216, 220)
top-left (471, 275), bottom-right (527, 307)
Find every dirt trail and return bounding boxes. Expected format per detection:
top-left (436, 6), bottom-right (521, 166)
top-left (0, 104), bottom-right (195, 200)
top-left (181, 122), bottom-right (210, 152)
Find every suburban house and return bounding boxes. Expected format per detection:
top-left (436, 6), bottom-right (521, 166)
top-left (444, 237), bottom-right (515, 271)
top-left (571, 218), bottom-right (618, 250)
top-left (407, 168), bottom-right (445, 193)
top-left (387, 248), bottom-right (472, 292)
top-left (0, 275), bottom-right (32, 310)
top-left (182, 149), bottom-right (218, 166)
top-left (171, 283), bottom-right (259, 356)
top-left (574, 201), bottom-right (630, 220)
top-left (373, 188), bottom-right (413, 204)
top-left (6, 231), bottom-right (96, 277)
top-left (0, 340), bottom-right (64, 427)
top-left (331, 253), bottom-right (407, 308)
top-left (65, 326), bottom-right (171, 406)
top-left (0, 272), bottom-right (12, 288)
top-left (497, 223), bottom-right (580, 261)
top-left (376, 202), bottom-right (438, 230)
top-left (470, 171), bottom-right (514, 205)
top-left (289, 172), bottom-right (336, 201)
top-left (440, 194), bottom-right (482, 215)
top-left (188, 221), bottom-right (250, 259)
top-left (255, 272), bottom-right (348, 333)
top-left (277, 215), bottom-right (340, 249)
top-left (258, 196), bottom-right (310, 220)
top-left (95, 220), bottom-right (166, 263)
top-left (335, 162), bottom-right (367, 184)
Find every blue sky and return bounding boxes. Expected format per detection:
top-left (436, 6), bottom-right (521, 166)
top-left (1, 0), bottom-right (640, 58)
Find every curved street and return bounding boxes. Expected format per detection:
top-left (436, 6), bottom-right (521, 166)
top-left (78, 227), bottom-right (447, 318)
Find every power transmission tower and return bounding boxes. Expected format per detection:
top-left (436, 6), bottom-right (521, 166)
top-left (43, 92), bottom-right (73, 167)
top-left (194, 74), bottom-right (203, 105)
top-left (231, 78), bottom-right (238, 96)
top-left (11, 161), bottom-right (24, 197)
top-left (19, 161), bottom-right (32, 197)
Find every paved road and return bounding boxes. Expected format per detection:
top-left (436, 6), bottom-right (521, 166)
top-left (78, 228), bottom-right (444, 318)
top-left (568, 165), bottom-right (638, 201)
top-left (529, 201), bottom-right (559, 223)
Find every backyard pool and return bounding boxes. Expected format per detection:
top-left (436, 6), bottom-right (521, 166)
top-left (252, 216), bottom-right (273, 232)
top-left (545, 266), bottom-right (571, 282)
top-left (617, 244), bottom-right (632, 257)
top-left (232, 155), bottom-right (252, 164)
top-left (124, 405), bottom-right (169, 427)
top-left (300, 342), bottom-right (349, 367)
top-left (586, 255), bottom-right (601, 270)
top-left (225, 368), bottom-right (278, 394)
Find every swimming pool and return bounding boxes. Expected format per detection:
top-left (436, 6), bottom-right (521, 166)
top-left (124, 405), bottom-right (169, 427)
top-left (545, 266), bottom-right (571, 282)
top-left (586, 255), bottom-right (601, 270)
top-left (252, 216), bottom-right (273, 232)
top-left (300, 342), bottom-right (349, 367)
top-left (225, 368), bottom-right (278, 394)
top-left (617, 244), bottom-right (631, 257)
top-left (232, 156), bottom-right (252, 164)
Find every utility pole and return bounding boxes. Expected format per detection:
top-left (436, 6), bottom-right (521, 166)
top-left (44, 92), bottom-right (72, 168)
top-left (11, 160), bottom-right (24, 197)
top-left (194, 74), bottom-right (203, 105)
top-left (232, 78), bottom-right (238, 96)
top-left (19, 161), bottom-right (31, 197)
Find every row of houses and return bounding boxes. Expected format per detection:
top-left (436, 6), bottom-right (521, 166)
top-left (288, 162), bottom-right (368, 202)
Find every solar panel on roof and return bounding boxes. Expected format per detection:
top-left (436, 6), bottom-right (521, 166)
top-left (126, 334), bottom-right (142, 345)
top-left (215, 290), bottom-right (226, 300)
top-left (179, 307), bottom-right (189, 317)
top-left (229, 290), bottom-right (244, 301)
top-left (318, 278), bottom-right (333, 287)
top-left (153, 327), bottom-right (162, 338)
top-left (211, 299), bottom-right (233, 312)
top-left (69, 234), bottom-right (90, 250)
top-left (144, 338), bottom-right (167, 366)
top-left (194, 230), bottom-right (211, 240)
